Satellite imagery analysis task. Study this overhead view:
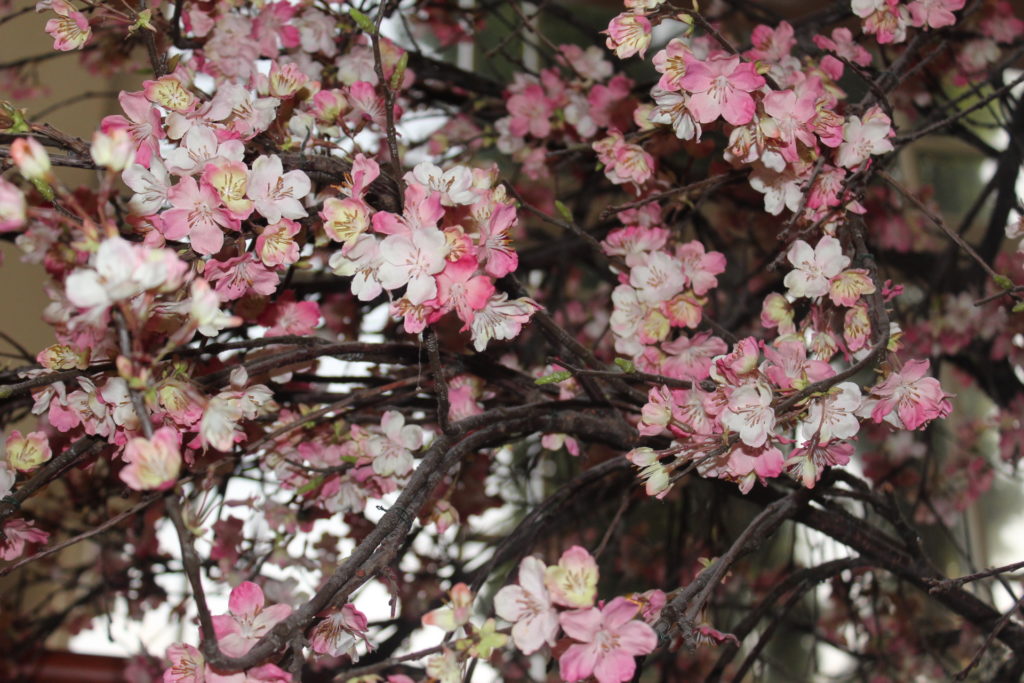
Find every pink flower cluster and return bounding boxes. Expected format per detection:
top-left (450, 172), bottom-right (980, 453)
top-left (325, 156), bottom-right (537, 349)
top-left (494, 546), bottom-right (660, 683)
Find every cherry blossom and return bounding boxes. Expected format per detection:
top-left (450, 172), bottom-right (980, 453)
top-left (212, 582), bottom-right (293, 657)
top-left (0, 518), bottom-right (49, 561)
top-left (422, 583), bottom-right (473, 632)
top-left (119, 427), bottom-right (182, 491)
top-left (679, 55), bottom-right (765, 126)
top-left (545, 545), bottom-right (598, 608)
top-left (0, 178), bottom-right (26, 232)
top-left (783, 235), bottom-right (850, 299)
top-left (494, 556), bottom-right (560, 654)
top-left (162, 176), bottom-right (239, 255)
top-left (309, 604), bottom-right (370, 660)
top-left (603, 13), bottom-right (652, 59)
top-left (860, 359), bottom-right (953, 430)
top-left (837, 107), bottom-right (894, 168)
top-left (559, 597), bottom-right (658, 683)
top-left (246, 155), bottom-right (311, 223)
top-left (367, 410), bottom-right (423, 478)
top-left (44, 0), bottom-right (90, 52)
top-left (721, 381), bottom-right (776, 448)
top-left (4, 430), bottom-right (51, 472)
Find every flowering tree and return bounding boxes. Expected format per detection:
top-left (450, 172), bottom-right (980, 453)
top-left (3, 0), bottom-right (1024, 680)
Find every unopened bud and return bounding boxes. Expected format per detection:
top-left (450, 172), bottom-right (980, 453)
top-left (10, 137), bottom-right (51, 181)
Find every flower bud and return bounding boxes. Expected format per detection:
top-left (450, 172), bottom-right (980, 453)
top-left (10, 137), bottom-right (51, 181)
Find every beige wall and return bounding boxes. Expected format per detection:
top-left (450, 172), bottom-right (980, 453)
top-left (2, 1), bottom-right (125, 376)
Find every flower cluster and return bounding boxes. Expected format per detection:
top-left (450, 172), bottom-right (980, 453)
top-left (326, 157), bottom-right (537, 349)
top-left (494, 546), bottom-right (660, 683)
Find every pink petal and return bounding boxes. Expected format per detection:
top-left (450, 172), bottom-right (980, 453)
top-left (592, 649), bottom-right (636, 683)
top-left (614, 620), bottom-right (658, 655)
top-left (560, 642), bottom-right (600, 683)
top-left (560, 607), bottom-right (602, 642)
top-left (229, 581), bottom-right (265, 618)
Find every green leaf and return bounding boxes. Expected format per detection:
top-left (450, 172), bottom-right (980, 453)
top-left (535, 370), bottom-right (572, 385)
top-left (296, 475), bottom-right (324, 495)
top-left (994, 274), bottom-right (1015, 290)
top-left (390, 52), bottom-right (409, 91)
top-left (349, 8), bottom-right (376, 34)
top-left (1012, 301), bottom-right (1024, 313)
top-left (554, 200), bottom-right (573, 223)
top-left (1, 103), bottom-right (30, 134)
top-left (613, 357), bottom-right (636, 373)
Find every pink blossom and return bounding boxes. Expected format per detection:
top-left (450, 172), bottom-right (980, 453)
top-left (321, 196), bottom-right (372, 247)
top-left (205, 254), bottom-right (280, 301)
top-left (408, 162), bottom-right (477, 206)
top-left (124, 158), bottom-right (171, 215)
top-left (212, 581), bottom-right (293, 657)
top-left (263, 299), bottom-right (320, 336)
top-left (783, 235), bottom-right (850, 299)
top-left (761, 340), bottom-right (835, 391)
top-left (163, 176), bottom-right (239, 255)
top-left (861, 359), bottom-right (953, 431)
top-left (762, 89), bottom-right (817, 163)
top-left (256, 219), bottom-right (301, 268)
top-left (746, 21), bottom-right (796, 66)
top-left (377, 228), bottom-right (449, 304)
top-left (679, 55), bottom-right (765, 126)
top-left (143, 75), bottom-right (198, 113)
top-left (0, 178), bottom-right (26, 232)
top-left (721, 381), bottom-right (776, 448)
top-left (649, 88), bottom-right (701, 141)
top-left (799, 382), bottom-right (863, 442)
top-left (101, 91), bottom-right (163, 166)
top-left (723, 442), bottom-right (785, 493)
top-left (0, 518), bottom-right (49, 561)
top-left (164, 126), bottom-right (245, 176)
top-left (603, 12), bottom-right (652, 59)
top-left (545, 545), bottom-right (599, 608)
top-left (422, 582), bottom-right (473, 632)
top-left (5, 429), bottom-right (52, 472)
top-left (677, 241), bottom-right (727, 295)
top-left (559, 44), bottom-right (613, 81)
top-left (907, 0), bottom-right (965, 29)
top-left (309, 604), bottom-right (370, 660)
top-left (558, 597), bottom-right (657, 683)
top-left (119, 427), bottom-right (182, 491)
top-left (90, 126), bottom-right (134, 171)
top-left (854, 0), bottom-right (908, 44)
top-left (813, 28), bottom-right (873, 67)
top-left (203, 161), bottom-right (253, 221)
top-left (367, 410), bottom-right (423, 477)
top-left (477, 202), bottom-right (519, 278)
top-left (652, 39), bottom-right (692, 92)
top-left (45, 0), bottom-right (90, 51)
top-left (786, 440), bottom-right (854, 488)
top-left (837, 107), bottom-right (894, 168)
top-left (710, 337), bottom-right (761, 385)
top-left (469, 293), bottom-right (539, 352)
top-left (828, 268), bottom-right (877, 307)
top-left (593, 129), bottom-right (654, 187)
top-left (629, 251), bottom-right (685, 305)
top-left (65, 236), bottom-right (188, 310)
top-left (494, 556), bottom-right (560, 654)
top-left (431, 257), bottom-right (494, 328)
top-left (246, 155), bottom-right (311, 223)
top-left (506, 82), bottom-right (554, 139)
top-left (627, 447), bottom-right (671, 498)
top-left (163, 643), bottom-right (204, 683)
